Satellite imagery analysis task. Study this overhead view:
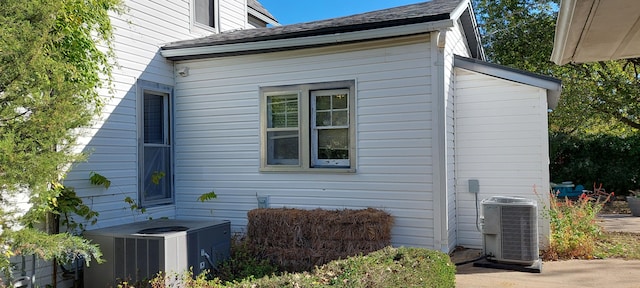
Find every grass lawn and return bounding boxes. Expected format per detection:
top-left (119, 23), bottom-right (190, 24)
top-left (596, 200), bottom-right (640, 260)
top-left (596, 231), bottom-right (640, 260)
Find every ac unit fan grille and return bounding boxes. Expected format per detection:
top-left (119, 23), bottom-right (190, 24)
top-left (500, 206), bottom-right (536, 261)
top-left (114, 237), bottom-right (162, 281)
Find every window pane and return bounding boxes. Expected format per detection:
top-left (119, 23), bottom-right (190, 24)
top-left (332, 111), bottom-right (348, 126)
top-left (316, 111), bottom-right (331, 127)
top-left (267, 131), bottom-right (299, 165)
top-left (195, 0), bottom-right (214, 27)
top-left (333, 93), bottom-right (348, 109)
top-left (268, 94), bottom-right (298, 128)
top-left (316, 95), bottom-right (331, 110)
top-left (143, 146), bottom-right (171, 201)
top-left (144, 93), bottom-right (164, 144)
top-left (317, 129), bottom-right (349, 159)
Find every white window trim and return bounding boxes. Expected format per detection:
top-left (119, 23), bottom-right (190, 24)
top-left (190, 0), bottom-right (219, 34)
top-left (260, 80), bottom-right (356, 173)
top-left (137, 80), bottom-right (174, 207)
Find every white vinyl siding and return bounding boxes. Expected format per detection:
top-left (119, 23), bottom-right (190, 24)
top-left (65, 0), bottom-right (250, 228)
top-left (443, 19), bottom-right (473, 252)
top-left (454, 68), bottom-right (551, 249)
top-left (173, 35), bottom-right (435, 248)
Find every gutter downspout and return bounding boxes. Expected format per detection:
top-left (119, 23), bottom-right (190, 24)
top-left (431, 30), bottom-right (449, 252)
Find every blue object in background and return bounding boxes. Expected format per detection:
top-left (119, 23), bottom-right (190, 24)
top-left (551, 182), bottom-right (585, 197)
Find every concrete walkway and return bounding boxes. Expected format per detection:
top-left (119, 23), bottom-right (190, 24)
top-left (454, 214), bottom-right (640, 288)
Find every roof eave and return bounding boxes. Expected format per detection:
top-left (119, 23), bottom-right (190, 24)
top-left (161, 19), bottom-right (455, 61)
top-left (248, 6), bottom-right (280, 27)
top-left (454, 55), bottom-right (562, 109)
top-left (550, 0), bottom-right (581, 65)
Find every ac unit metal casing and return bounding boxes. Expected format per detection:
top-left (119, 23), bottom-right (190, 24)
top-left (481, 196), bottom-right (538, 265)
top-left (83, 219), bottom-right (230, 286)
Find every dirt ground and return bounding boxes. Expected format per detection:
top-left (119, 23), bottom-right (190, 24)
top-left (600, 199), bottom-right (631, 214)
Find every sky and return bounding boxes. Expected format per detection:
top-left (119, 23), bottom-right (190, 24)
top-left (259, 0), bottom-right (426, 25)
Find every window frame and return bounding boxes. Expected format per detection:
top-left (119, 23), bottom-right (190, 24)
top-left (137, 80), bottom-right (174, 207)
top-left (260, 80), bottom-right (356, 172)
top-left (191, 0), bottom-right (219, 34)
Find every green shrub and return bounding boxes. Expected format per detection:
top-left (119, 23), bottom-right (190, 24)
top-left (550, 132), bottom-right (640, 195)
top-left (149, 247), bottom-right (454, 288)
top-left (215, 235), bottom-right (279, 282)
top-left (235, 247), bottom-right (454, 288)
top-left (542, 192), bottom-right (611, 260)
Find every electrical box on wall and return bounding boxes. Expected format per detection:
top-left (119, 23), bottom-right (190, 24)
top-left (469, 179), bottom-right (480, 194)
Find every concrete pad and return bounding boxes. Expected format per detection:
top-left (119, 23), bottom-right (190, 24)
top-left (598, 214), bottom-right (640, 233)
top-left (456, 259), bottom-right (640, 288)
top-left (454, 215), bottom-right (640, 287)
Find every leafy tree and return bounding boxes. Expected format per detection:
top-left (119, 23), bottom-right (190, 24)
top-left (473, 0), bottom-right (640, 135)
top-left (0, 0), bottom-right (122, 279)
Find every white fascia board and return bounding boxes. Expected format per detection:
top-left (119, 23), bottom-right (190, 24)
top-left (161, 19), bottom-right (454, 59)
top-left (450, 0), bottom-right (470, 19)
top-left (248, 6), bottom-right (280, 26)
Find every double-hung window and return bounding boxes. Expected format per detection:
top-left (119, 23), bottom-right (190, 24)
top-left (192, 0), bottom-right (218, 32)
top-left (260, 80), bottom-right (355, 172)
top-left (138, 80), bottom-right (173, 207)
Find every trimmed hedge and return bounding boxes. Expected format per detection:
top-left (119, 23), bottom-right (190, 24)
top-left (550, 133), bottom-right (640, 195)
top-left (232, 246), bottom-right (455, 288)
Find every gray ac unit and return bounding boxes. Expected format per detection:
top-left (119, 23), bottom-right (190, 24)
top-left (481, 196), bottom-right (539, 265)
top-left (83, 219), bottom-right (230, 286)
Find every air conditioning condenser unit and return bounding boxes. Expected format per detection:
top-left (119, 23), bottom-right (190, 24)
top-left (83, 219), bottom-right (230, 286)
top-left (481, 196), bottom-right (539, 265)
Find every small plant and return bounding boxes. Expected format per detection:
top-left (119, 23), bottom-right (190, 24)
top-left (124, 196), bottom-right (147, 217)
top-left (49, 181), bottom-right (100, 234)
top-left (215, 235), bottom-right (278, 283)
top-left (540, 188), bottom-right (612, 260)
top-left (198, 191), bottom-right (218, 202)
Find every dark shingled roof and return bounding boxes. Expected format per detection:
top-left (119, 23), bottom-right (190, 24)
top-left (248, 0), bottom-right (277, 23)
top-left (163, 0), bottom-right (463, 50)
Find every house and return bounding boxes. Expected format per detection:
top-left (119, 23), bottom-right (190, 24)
top-left (158, 0), bottom-right (558, 251)
top-left (24, 0), bottom-right (559, 286)
top-left (551, 0), bottom-right (640, 64)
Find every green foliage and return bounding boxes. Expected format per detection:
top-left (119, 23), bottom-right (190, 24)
top-left (550, 133), bottom-right (640, 194)
top-left (473, 0), bottom-right (640, 134)
top-left (198, 191), bottom-right (218, 202)
top-left (90, 171), bottom-right (111, 189)
top-left (150, 171), bottom-right (166, 185)
top-left (0, 0), bottom-right (122, 197)
top-left (149, 247), bottom-right (454, 288)
top-left (1, 228), bottom-right (103, 279)
top-left (595, 232), bottom-right (640, 260)
top-left (215, 236), bottom-right (278, 283)
top-left (0, 0), bottom-right (122, 276)
top-left (541, 192), bottom-right (610, 260)
top-left (124, 196), bottom-right (146, 215)
top-left (49, 181), bottom-right (100, 234)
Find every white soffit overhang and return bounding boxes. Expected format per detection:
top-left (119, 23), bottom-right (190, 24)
top-left (551, 0), bottom-right (640, 65)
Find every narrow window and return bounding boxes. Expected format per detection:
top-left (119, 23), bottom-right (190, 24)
top-left (311, 89), bottom-right (350, 167)
top-left (265, 93), bottom-right (300, 165)
top-left (193, 0), bottom-right (217, 31)
top-left (139, 81), bottom-right (173, 206)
